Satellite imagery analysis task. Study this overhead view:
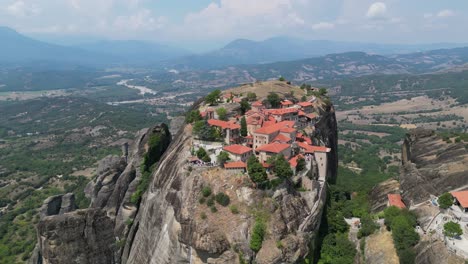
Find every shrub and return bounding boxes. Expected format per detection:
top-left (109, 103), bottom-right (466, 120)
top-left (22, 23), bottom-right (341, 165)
top-left (250, 220), bottom-right (266, 252)
top-left (206, 197), bottom-right (215, 207)
top-left (438, 192), bottom-right (453, 209)
top-left (210, 206), bottom-right (218, 213)
top-left (199, 197), bottom-right (206, 204)
top-left (276, 240), bottom-right (284, 249)
top-left (358, 215), bottom-right (378, 238)
top-left (201, 186), bottom-right (212, 197)
top-left (201, 212), bottom-right (207, 219)
top-left (278, 76), bottom-right (285, 81)
top-left (215, 192), bottom-right (230, 206)
top-left (230, 205), bottom-right (239, 214)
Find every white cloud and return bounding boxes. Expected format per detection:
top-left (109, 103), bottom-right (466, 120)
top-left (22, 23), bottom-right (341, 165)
top-left (423, 13), bottom-right (433, 19)
top-left (6, 1), bottom-right (41, 17)
top-left (437, 9), bottom-right (455, 18)
top-left (114, 9), bottom-right (166, 31)
top-left (182, 0), bottom-right (305, 38)
top-left (366, 2), bottom-right (387, 20)
top-left (311, 22), bottom-right (335, 30)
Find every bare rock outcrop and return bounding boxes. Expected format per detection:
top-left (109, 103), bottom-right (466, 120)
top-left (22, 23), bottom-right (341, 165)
top-left (369, 179), bottom-right (400, 213)
top-left (400, 128), bottom-right (468, 205)
top-left (37, 209), bottom-right (116, 264)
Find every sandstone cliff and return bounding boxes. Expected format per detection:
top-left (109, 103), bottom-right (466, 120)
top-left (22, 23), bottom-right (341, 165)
top-left (121, 102), bottom-right (337, 263)
top-left (400, 128), bottom-right (468, 205)
top-left (32, 84), bottom-right (339, 264)
top-left (31, 124), bottom-right (172, 264)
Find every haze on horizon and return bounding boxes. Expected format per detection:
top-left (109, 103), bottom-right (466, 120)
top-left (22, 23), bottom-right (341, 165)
top-left (1, 0), bottom-right (468, 52)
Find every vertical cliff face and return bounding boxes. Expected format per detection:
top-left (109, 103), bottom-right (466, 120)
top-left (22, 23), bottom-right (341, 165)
top-left (123, 106), bottom-right (338, 264)
top-left (31, 124), bottom-right (172, 264)
top-left (32, 102), bottom-right (339, 264)
top-left (400, 128), bottom-right (468, 205)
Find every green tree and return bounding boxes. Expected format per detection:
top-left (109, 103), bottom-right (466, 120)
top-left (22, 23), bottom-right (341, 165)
top-left (247, 92), bottom-right (257, 101)
top-left (444, 221), bottom-right (463, 238)
top-left (301, 95), bottom-right (307, 102)
top-left (278, 76), bottom-right (286, 81)
top-left (196, 147), bottom-right (208, 159)
top-left (267, 92), bottom-right (281, 108)
top-left (205, 89), bottom-right (221, 105)
top-left (249, 219), bottom-right (266, 252)
top-left (216, 107), bottom-right (228, 121)
top-left (186, 110), bottom-right (202, 123)
top-left (391, 215), bottom-right (419, 251)
top-left (438, 192), bottom-right (453, 209)
top-left (240, 116), bottom-right (248, 137)
top-left (193, 120), bottom-right (219, 141)
top-left (319, 88), bottom-right (328, 96)
top-left (217, 151), bottom-right (230, 165)
top-left (247, 155), bottom-right (268, 186)
top-left (358, 215), bottom-right (378, 238)
top-left (273, 155), bottom-right (293, 178)
top-left (215, 192), bottom-right (230, 206)
top-left (296, 157), bottom-right (306, 172)
top-left (318, 233), bottom-right (356, 264)
top-left (240, 99), bottom-right (251, 115)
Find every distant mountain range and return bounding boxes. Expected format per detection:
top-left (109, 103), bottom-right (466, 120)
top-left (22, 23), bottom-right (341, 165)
top-left (1, 26), bottom-right (468, 69)
top-left (172, 37), bottom-right (468, 69)
top-left (0, 27), bottom-right (188, 67)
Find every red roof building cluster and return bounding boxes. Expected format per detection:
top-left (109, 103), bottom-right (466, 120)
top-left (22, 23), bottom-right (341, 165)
top-left (193, 92), bottom-right (330, 173)
top-left (388, 194), bottom-right (406, 209)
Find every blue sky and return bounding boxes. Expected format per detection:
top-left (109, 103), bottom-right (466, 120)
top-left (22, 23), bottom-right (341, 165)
top-left (1, 0), bottom-right (468, 51)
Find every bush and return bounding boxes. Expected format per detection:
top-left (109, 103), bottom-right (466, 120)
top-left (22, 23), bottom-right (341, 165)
top-left (217, 151), bottom-right (230, 165)
top-left (199, 197), bottom-right (206, 204)
top-left (358, 215), bottom-right (378, 238)
top-left (398, 248), bottom-right (416, 264)
top-left (250, 220), bottom-right (266, 252)
top-left (201, 212), bottom-right (207, 219)
top-left (210, 206), bottom-right (218, 213)
top-left (438, 192), bottom-right (453, 209)
top-left (201, 186), bottom-right (212, 197)
top-left (206, 197), bottom-right (215, 207)
top-left (230, 205), bottom-right (239, 214)
top-left (215, 192), bottom-right (230, 206)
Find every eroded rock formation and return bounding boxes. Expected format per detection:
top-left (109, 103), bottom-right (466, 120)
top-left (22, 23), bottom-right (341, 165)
top-left (400, 128), bottom-right (468, 205)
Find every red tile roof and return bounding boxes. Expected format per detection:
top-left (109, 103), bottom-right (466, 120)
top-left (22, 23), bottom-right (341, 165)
top-left (298, 110), bottom-right (306, 116)
top-left (451, 191), bottom-right (468, 208)
top-left (306, 113), bottom-right (317, 119)
top-left (297, 142), bottom-right (330, 153)
top-left (254, 121), bottom-right (295, 135)
top-left (233, 98), bottom-right (242, 103)
top-left (223, 144), bottom-right (252, 155)
top-left (252, 101), bottom-right (263, 107)
top-left (281, 100), bottom-right (294, 106)
top-left (224, 161), bottom-right (247, 169)
top-left (272, 134), bottom-right (291, 143)
top-left (208, 119), bottom-right (240, 130)
top-left (256, 142), bottom-right (290, 153)
top-left (388, 194), bottom-right (406, 209)
top-left (289, 154), bottom-right (304, 167)
top-left (298, 102), bottom-right (313, 107)
top-left (266, 108), bottom-right (298, 116)
top-left (280, 127), bottom-right (296, 133)
top-left (223, 92), bottom-right (233, 99)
